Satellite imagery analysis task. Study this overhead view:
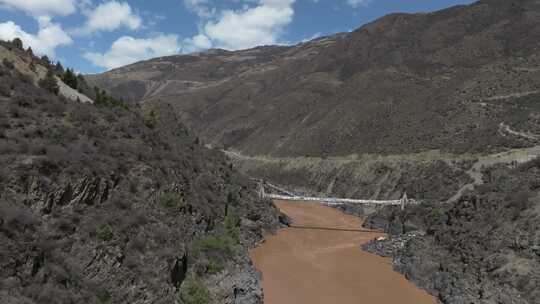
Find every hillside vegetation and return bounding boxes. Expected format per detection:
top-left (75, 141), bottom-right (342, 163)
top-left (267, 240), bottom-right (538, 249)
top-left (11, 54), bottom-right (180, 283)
top-left (0, 40), bottom-right (280, 304)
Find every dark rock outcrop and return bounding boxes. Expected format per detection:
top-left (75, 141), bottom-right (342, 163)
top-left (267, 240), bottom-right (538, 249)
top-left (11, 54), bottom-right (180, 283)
top-left (362, 161), bottom-right (540, 304)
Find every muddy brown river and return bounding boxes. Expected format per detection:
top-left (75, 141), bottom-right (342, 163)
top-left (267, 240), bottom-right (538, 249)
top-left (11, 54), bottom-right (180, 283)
top-left (250, 200), bottom-right (437, 304)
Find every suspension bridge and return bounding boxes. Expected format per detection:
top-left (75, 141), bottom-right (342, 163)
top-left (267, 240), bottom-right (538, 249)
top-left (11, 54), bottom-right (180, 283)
top-left (254, 179), bottom-right (417, 210)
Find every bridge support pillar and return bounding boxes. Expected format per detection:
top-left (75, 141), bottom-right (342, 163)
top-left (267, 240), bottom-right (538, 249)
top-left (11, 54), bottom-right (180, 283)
top-left (400, 192), bottom-right (408, 210)
top-left (258, 182), bottom-right (265, 199)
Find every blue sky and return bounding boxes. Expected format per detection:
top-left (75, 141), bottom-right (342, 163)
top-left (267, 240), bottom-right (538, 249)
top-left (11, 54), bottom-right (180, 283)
top-left (0, 0), bottom-right (474, 74)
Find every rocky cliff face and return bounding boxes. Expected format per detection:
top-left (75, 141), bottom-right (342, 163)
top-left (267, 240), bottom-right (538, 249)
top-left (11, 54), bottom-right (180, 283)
top-left (0, 41), bottom-right (281, 304)
top-left (363, 159), bottom-right (540, 304)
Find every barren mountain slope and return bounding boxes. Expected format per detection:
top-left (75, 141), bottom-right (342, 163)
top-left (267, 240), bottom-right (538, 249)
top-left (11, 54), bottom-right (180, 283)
top-left (90, 0), bottom-right (540, 158)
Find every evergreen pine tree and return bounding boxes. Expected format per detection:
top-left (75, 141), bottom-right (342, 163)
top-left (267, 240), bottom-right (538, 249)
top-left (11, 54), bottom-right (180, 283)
top-left (76, 73), bottom-right (87, 93)
top-left (62, 68), bottom-right (78, 90)
top-left (39, 69), bottom-right (59, 95)
top-left (41, 55), bottom-right (51, 64)
top-left (94, 86), bottom-right (105, 105)
top-left (55, 61), bottom-right (64, 74)
top-left (12, 38), bottom-right (23, 50)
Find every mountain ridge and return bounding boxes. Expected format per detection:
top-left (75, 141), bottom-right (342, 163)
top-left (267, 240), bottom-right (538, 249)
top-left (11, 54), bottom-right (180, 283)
top-left (90, 0), bottom-right (540, 158)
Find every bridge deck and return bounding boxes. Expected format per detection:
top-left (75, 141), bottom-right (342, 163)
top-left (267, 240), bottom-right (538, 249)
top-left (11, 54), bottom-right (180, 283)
top-left (256, 179), bottom-right (416, 209)
top-left (266, 194), bottom-right (414, 206)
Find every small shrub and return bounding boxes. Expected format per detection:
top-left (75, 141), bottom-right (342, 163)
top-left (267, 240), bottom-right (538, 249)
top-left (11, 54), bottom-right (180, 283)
top-left (47, 128), bottom-right (65, 144)
top-left (226, 191), bottom-right (239, 206)
top-left (94, 86), bottom-right (129, 110)
top-left (14, 95), bottom-right (31, 108)
top-left (224, 214), bottom-right (240, 243)
top-left (194, 235), bottom-right (235, 256)
top-left (180, 278), bottom-right (210, 304)
top-left (430, 208), bottom-right (444, 221)
top-left (192, 215), bottom-right (239, 275)
top-left (505, 189), bottom-right (532, 217)
top-left (2, 58), bottom-right (14, 70)
top-left (97, 290), bottom-right (111, 304)
top-left (19, 73), bottom-right (33, 84)
top-left (0, 81), bottom-right (10, 97)
top-left (40, 98), bottom-right (66, 116)
top-left (144, 110), bottom-right (158, 129)
top-left (68, 107), bottom-right (95, 124)
top-left (205, 260), bottom-right (224, 274)
top-left (128, 178), bottom-right (139, 193)
top-left (159, 192), bottom-right (184, 210)
top-left (96, 224), bottom-right (114, 241)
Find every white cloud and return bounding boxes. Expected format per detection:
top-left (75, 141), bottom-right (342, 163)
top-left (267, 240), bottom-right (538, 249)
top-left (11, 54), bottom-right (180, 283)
top-left (346, 0), bottom-right (371, 8)
top-left (0, 0), bottom-right (77, 17)
top-left (84, 34), bottom-right (180, 69)
top-left (183, 0), bottom-right (214, 18)
top-left (0, 18), bottom-right (72, 57)
top-left (85, 0), bottom-right (297, 69)
top-left (191, 0), bottom-right (295, 51)
top-left (191, 34), bottom-right (212, 49)
top-left (76, 1), bottom-right (142, 35)
top-left (182, 34), bottom-right (212, 53)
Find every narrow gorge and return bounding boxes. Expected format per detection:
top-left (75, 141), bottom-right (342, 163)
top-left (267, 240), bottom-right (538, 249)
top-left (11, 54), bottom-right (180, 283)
top-left (251, 200), bottom-right (436, 304)
top-left (1, 0), bottom-right (540, 303)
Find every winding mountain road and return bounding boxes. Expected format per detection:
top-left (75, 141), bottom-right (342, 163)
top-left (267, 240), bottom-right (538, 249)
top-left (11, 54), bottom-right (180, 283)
top-left (448, 145), bottom-right (540, 202)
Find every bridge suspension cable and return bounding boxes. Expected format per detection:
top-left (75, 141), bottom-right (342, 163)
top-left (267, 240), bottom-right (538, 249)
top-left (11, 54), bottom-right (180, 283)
top-left (254, 179), bottom-right (416, 210)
